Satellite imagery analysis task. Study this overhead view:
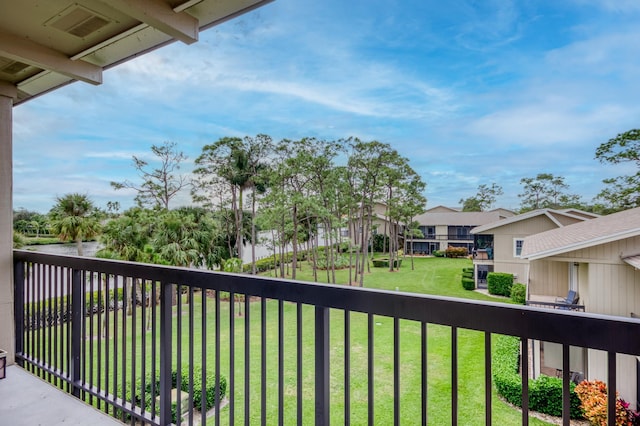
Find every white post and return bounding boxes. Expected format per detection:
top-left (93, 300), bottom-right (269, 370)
top-left (0, 82), bottom-right (16, 364)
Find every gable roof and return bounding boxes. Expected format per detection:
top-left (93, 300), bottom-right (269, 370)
top-left (415, 208), bottom-right (515, 227)
top-left (424, 205), bottom-right (460, 213)
top-left (470, 208), bottom-right (594, 234)
top-left (521, 207), bottom-right (640, 260)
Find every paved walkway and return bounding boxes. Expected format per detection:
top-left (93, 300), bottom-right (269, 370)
top-left (0, 365), bottom-right (123, 426)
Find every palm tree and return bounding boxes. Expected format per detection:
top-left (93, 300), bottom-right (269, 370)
top-left (49, 193), bottom-right (101, 256)
top-left (194, 135), bottom-right (272, 266)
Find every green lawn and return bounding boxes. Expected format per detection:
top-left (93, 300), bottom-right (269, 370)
top-left (35, 256), bottom-right (550, 424)
top-left (245, 256), bottom-right (549, 425)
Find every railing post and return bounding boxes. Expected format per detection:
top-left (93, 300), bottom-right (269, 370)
top-left (315, 306), bottom-right (329, 426)
top-left (13, 259), bottom-right (24, 367)
top-left (159, 281), bottom-right (173, 426)
top-left (71, 268), bottom-right (82, 398)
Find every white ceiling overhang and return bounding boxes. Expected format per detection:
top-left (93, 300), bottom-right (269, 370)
top-left (0, 0), bottom-right (273, 105)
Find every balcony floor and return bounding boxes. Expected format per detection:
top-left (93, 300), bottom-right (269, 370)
top-left (0, 365), bottom-right (123, 426)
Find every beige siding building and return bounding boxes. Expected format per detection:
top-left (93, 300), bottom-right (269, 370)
top-left (522, 207), bottom-right (640, 408)
top-left (410, 206), bottom-right (515, 255)
top-left (470, 209), bottom-right (596, 288)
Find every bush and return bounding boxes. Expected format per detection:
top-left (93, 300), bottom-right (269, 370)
top-left (510, 283), bottom-right (526, 304)
top-left (487, 272), bottom-right (513, 296)
top-left (461, 277), bottom-right (475, 290)
top-left (493, 335), bottom-right (583, 419)
top-left (445, 246), bottom-right (468, 258)
top-left (575, 380), bottom-right (639, 425)
top-left (432, 250), bottom-right (444, 257)
top-left (315, 253), bottom-right (350, 270)
top-left (136, 367), bottom-right (227, 423)
top-left (372, 234), bottom-right (389, 252)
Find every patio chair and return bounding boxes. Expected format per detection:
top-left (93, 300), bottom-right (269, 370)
top-left (556, 290), bottom-right (578, 305)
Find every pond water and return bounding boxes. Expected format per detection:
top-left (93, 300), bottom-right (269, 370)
top-left (25, 241), bottom-right (103, 257)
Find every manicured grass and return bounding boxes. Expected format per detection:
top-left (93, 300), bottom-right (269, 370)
top-left (36, 256), bottom-right (550, 424)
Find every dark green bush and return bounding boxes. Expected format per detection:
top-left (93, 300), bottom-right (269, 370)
top-left (510, 283), bottom-right (526, 304)
top-left (487, 272), bottom-right (513, 296)
top-left (136, 367), bottom-right (227, 423)
top-left (530, 374), bottom-right (582, 417)
top-left (461, 277), bottom-right (475, 290)
top-left (372, 234), bottom-right (389, 252)
top-left (493, 335), bottom-right (583, 419)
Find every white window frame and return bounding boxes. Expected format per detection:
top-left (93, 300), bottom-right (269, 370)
top-left (513, 238), bottom-right (524, 258)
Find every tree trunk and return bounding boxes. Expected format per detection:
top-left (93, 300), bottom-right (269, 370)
top-left (251, 192), bottom-right (257, 274)
top-left (76, 236), bottom-right (84, 256)
top-left (237, 187), bottom-right (244, 260)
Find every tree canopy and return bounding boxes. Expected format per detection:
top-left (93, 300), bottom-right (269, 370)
top-left (595, 128), bottom-right (640, 211)
top-left (459, 183), bottom-right (503, 212)
top-left (518, 173), bottom-right (581, 212)
top-left (111, 141), bottom-right (187, 210)
top-left (49, 193), bottom-right (101, 256)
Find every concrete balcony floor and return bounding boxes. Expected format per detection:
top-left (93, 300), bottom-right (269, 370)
top-left (0, 365), bottom-right (123, 426)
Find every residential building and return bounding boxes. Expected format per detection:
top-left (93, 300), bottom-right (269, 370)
top-left (410, 206), bottom-right (516, 255)
top-left (521, 206), bottom-right (640, 408)
top-left (2, 3), bottom-right (640, 424)
top-left (470, 209), bottom-right (598, 288)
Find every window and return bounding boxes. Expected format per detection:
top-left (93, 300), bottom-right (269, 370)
top-left (514, 238), bottom-right (524, 257)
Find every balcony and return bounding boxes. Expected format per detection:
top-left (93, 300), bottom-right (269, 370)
top-left (11, 250), bottom-right (640, 425)
top-left (526, 294), bottom-right (585, 312)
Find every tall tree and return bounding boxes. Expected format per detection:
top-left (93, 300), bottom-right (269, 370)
top-left (518, 173), bottom-right (580, 212)
top-left (595, 128), bottom-right (640, 210)
top-left (348, 139), bottom-right (394, 286)
top-left (194, 135), bottom-right (272, 265)
top-left (459, 183), bottom-right (503, 211)
top-left (111, 141), bottom-right (188, 210)
top-left (49, 193), bottom-right (101, 256)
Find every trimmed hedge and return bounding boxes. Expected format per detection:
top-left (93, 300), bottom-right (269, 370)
top-left (461, 277), bottom-right (475, 290)
top-left (25, 287), bottom-right (125, 331)
top-left (493, 335), bottom-right (583, 419)
top-left (487, 272), bottom-right (513, 296)
top-left (445, 246), bottom-right (468, 258)
top-left (135, 367), bottom-right (227, 423)
top-left (510, 283), bottom-right (526, 304)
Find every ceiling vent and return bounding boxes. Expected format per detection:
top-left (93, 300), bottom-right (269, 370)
top-left (46, 5), bottom-right (111, 39)
top-left (0, 57), bottom-right (31, 76)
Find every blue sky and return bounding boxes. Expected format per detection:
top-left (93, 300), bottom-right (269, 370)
top-left (12, 0), bottom-right (640, 213)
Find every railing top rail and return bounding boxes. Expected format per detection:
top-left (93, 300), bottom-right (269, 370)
top-left (14, 250), bottom-right (640, 356)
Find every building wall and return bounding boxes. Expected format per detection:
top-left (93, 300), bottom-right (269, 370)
top-left (489, 215), bottom-right (562, 284)
top-left (531, 236), bottom-right (640, 408)
top-left (527, 259), bottom-right (567, 296)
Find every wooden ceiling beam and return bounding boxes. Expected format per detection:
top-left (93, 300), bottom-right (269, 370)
top-left (96, 0), bottom-right (199, 44)
top-left (0, 30), bottom-right (102, 85)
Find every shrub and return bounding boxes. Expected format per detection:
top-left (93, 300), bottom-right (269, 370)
top-left (315, 253), bottom-right (350, 270)
top-left (136, 367), bottom-right (227, 423)
top-left (510, 283), bottom-right (526, 304)
top-left (575, 380), bottom-right (639, 426)
top-left (487, 272), bottom-right (513, 296)
top-left (445, 246), bottom-right (468, 258)
top-left (493, 335), bottom-right (584, 419)
top-left (432, 250), bottom-right (444, 257)
top-left (461, 277), bottom-right (475, 290)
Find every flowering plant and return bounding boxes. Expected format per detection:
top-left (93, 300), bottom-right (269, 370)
top-left (574, 380), bottom-right (640, 425)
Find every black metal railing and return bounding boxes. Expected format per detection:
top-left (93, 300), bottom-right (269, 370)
top-left (526, 300), bottom-right (586, 312)
top-left (13, 250), bottom-right (640, 426)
